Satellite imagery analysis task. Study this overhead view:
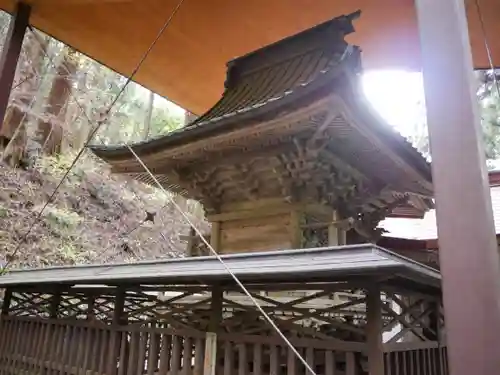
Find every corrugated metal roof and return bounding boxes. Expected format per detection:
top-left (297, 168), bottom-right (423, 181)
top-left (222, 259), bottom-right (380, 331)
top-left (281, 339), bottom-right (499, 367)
top-left (0, 245), bottom-right (440, 290)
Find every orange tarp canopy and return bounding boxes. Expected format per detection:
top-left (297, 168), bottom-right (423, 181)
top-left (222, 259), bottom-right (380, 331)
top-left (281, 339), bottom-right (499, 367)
top-left (0, 0), bottom-right (498, 114)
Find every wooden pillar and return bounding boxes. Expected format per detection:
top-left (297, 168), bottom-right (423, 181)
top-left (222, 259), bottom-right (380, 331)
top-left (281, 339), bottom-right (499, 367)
top-left (49, 291), bottom-right (61, 319)
top-left (204, 284), bottom-right (223, 375)
top-left (328, 211), bottom-right (345, 246)
top-left (210, 222), bottom-right (221, 252)
top-left (328, 211), bottom-right (338, 246)
top-left (107, 288), bottom-right (126, 375)
top-left (0, 2), bottom-right (30, 132)
top-left (366, 286), bottom-right (384, 375)
top-left (1, 288), bottom-right (12, 316)
top-left (414, 0), bottom-right (500, 374)
top-left (86, 295), bottom-right (95, 320)
top-left (290, 210), bottom-right (303, 248)
top-left (186, 226), bottom-right (196, 256)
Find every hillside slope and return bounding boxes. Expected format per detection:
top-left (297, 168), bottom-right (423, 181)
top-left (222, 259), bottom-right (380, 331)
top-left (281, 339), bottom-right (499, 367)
top-left (0, 152), bottom-right (207, 269)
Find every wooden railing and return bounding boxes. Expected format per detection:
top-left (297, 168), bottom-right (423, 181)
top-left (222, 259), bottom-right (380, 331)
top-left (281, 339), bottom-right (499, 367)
top-left (217, 332), bottom-right (366, 375)
top-left (0, 316), bottom-right (448, 375)
top-left (384, 342), bottom-right (448, 375)
top-left (0, 316), bottom-right (206, 375)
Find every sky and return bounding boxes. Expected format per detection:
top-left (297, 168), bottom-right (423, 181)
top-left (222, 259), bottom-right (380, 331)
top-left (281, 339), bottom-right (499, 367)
top-left (361, 70), bottom-right (425, 137)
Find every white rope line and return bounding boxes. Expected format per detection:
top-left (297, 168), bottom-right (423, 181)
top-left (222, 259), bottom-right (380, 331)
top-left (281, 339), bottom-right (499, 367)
top-left (474, 0), bottom-right (500, 100)
top-left (124, 144), bottom-right (318, 375)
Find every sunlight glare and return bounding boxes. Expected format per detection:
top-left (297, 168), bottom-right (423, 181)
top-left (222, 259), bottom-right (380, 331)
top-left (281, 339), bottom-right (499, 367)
top-left (361, 70), bottom-right (424, 137)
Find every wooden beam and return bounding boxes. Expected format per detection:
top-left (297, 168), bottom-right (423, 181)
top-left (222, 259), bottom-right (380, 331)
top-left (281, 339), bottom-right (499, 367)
top-left (415, 0), bottom-right (500, 374)
top-left (49, 291), bottom-right (61, 319)
top-left (204, 285), bottom-right (223, 375)
top-left (0, 2), bottom-right (30, 133)
top-left (1, 288), bottom-right (12, 316)
top-left (366, 286), bottom-right (384, 375)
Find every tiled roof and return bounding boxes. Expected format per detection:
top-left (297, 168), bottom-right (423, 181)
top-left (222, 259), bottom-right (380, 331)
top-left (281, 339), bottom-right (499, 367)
top-left (183, 13), bottom-right (360, 130)
top-left (90, 11), bottom-right (362, 157)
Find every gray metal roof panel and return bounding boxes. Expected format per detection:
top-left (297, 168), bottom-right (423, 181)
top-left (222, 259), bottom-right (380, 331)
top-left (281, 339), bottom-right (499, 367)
top-left (0, 245), bottom-right (441, 288)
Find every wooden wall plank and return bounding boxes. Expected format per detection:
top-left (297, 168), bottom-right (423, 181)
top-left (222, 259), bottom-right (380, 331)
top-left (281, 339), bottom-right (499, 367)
top-left (159, 334), bottom-right (172, 375)
top-left (98, 329), bottom-right (109, 374)
top-left (137, 331), bottom-right (149, 375)
top-left (147, 331), bottom-right (160, 375)
top-left (194, 338), bottom-right (205, 375)
top-left (269, 345), bottom-right (279, 375)
top-left (171, 335), bottom-right (182, 375)
top-left (127, 332), bottom-right (140, 375)
top-left (238, 343), bottom-right (247, 375)
top-left (325, 350), bottom-right (335, 375)
top-left (345, 352), bottom-right (356, 375)
top-left (223, 341), bottom-right (233, 375)
top-left (183, 336), bottom-right (193, 375)
top-left (117, 332), bottom-right (128, 375)
top-left (287, 346), bottom-right (297, 375)
top-left (253, 343), bottom-right (262, 375)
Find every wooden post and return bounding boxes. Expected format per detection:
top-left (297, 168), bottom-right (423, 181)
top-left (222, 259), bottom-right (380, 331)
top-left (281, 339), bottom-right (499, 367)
top-left (187, 226), bottom-right (196, 256)
top-left (0, 2), bottom-right (30, 132)
top-left (86, 295), bottom-right (95, 320)
top-left (107, 288), bottom-right (126, 375)
top-left (204, 284), bottom-right (223, 375)
top-left (1, 288), bottom-right (12, 316)
top-left (290, 210), bottom-right (303, 248)
top-left (328, 211), bottom-right (338, 246)
top-left (210, 221), bottom-right (221, 252)
top-left (366, 286), bottom-right (384, 375)
top-left (414, 0), bottom-right (500, 374)
top-left (328, 211), bottom-right (346, 246)
top-left (49, 291), bottom-right (61, 319)
top-left (204, 332), bottom-right (218, 375)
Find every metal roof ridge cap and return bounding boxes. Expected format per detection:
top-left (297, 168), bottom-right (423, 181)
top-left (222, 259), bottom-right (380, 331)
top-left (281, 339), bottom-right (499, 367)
top-left (372, 246), bottom-right (441, 279)
top-left (225, 10), bottom-right (361, 67)
top-left (1, 244), bottom-right (381, 275)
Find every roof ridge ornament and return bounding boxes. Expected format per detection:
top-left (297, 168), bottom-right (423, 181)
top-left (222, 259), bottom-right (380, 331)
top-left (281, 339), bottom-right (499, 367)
top-left (224, 10), bottom-right (362, 90)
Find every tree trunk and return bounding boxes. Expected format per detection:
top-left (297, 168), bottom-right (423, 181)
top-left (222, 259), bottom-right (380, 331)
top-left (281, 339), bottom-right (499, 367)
top-left (143, 91), bottom-right (154, 140)
top-left (1, 30), bottom-right (48, 166)
top-left (38, 46), bottom-right (78, 155)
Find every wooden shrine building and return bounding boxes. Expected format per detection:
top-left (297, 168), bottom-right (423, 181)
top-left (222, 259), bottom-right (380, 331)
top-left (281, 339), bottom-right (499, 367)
top-left (0, 11), bottom-right (447, 375)
top-left (92, 11), bottom-right (433, 254)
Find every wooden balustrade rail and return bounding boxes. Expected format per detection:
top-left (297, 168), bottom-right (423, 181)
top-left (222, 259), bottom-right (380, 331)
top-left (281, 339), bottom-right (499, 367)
top-left (0, 316), bottom-right (448, 375)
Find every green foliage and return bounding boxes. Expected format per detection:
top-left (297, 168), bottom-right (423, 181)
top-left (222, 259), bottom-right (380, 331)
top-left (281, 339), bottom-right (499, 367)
top-left (36, 153), bottom-right (90, 182)
top-left (58, 241), bottom-right (82, 263)
top-left (407, 71), bottom-right (500, 168)
top-left (44, 205), bottom-right (82, 231)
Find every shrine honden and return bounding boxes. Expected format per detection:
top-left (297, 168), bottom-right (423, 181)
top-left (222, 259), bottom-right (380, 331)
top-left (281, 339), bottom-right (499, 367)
top-left (0, 12), bottom-right (445, 375)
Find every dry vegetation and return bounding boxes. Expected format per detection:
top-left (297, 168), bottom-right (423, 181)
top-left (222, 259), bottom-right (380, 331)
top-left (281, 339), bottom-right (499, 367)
top-left (0, 150), bottom-right (207, 269)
